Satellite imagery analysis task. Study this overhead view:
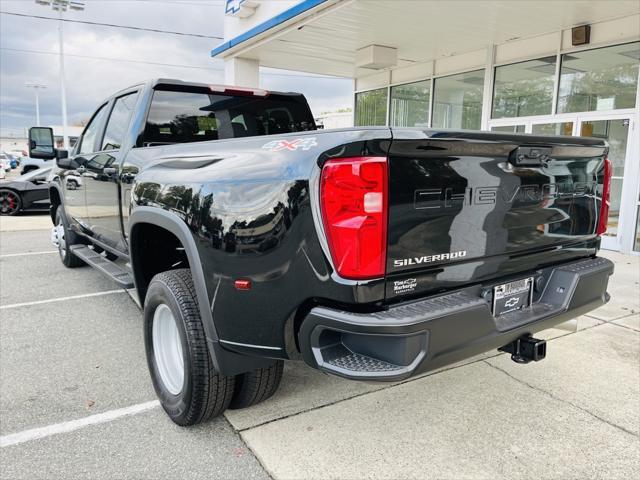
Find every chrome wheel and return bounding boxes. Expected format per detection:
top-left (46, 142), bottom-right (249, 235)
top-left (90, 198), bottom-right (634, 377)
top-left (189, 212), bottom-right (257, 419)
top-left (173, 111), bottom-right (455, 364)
top-left (152, 303), bottom-right (184, 395)
top-left (52, 220), bottom-right (66, 259)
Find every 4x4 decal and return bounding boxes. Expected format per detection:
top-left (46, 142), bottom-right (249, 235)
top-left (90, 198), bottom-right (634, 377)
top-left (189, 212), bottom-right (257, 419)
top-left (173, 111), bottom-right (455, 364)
top-left (262, 138), bottom-right (317, 152)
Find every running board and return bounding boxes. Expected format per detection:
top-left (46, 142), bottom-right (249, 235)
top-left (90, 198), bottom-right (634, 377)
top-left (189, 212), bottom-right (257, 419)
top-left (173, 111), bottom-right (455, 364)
top-left (70, 245), bottom-right (134, 288)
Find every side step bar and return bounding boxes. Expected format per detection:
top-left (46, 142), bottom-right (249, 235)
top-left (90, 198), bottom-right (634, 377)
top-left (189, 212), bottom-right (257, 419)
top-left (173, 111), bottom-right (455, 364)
top-left (70, 245), bottom-right (134, 288)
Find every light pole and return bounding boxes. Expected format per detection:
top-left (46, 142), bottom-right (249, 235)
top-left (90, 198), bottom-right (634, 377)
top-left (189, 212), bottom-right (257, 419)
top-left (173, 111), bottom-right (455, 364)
top-left (34, 0), bottom-right (85, 149)
top-left (25, 82), bottom-right (47, 126)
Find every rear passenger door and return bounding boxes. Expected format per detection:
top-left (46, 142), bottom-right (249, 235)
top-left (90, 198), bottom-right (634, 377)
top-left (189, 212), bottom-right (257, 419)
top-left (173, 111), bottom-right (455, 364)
top-left (84, 90), bottom-right (140, 253)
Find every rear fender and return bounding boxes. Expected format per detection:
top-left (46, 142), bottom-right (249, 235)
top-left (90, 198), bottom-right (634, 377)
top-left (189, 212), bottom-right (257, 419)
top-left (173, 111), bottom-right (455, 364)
top-left (129, 206), bottom-right (274, 375)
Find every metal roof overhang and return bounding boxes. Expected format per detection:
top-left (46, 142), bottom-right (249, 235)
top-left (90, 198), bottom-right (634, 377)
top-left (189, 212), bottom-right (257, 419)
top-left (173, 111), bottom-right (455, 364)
top-left (211, 0), bottom-right (640, 78)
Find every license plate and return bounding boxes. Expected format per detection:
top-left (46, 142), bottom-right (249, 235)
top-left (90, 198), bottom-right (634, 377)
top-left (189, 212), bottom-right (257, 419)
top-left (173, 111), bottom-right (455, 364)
top-left (492, 277), bottom-right (533, 316)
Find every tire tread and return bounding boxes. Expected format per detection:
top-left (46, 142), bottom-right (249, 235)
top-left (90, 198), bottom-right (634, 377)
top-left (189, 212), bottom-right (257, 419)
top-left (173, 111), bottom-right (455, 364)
top-left (150, 269), bottom-right (234, 425)
top-left (56, 206), bottom-right (84, 268)
top-left (229, 360), bottom-right (284, 409)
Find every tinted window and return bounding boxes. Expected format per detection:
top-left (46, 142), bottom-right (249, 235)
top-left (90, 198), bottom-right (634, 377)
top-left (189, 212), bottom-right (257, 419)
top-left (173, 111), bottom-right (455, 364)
top-left (355, 88), bottom-right (388, 126)
top-left (79, 104), bottom-right (108, 155)
top-left (390, 80), bottom-right (430, 127)
top-left (492, 56), bottom-right (556, 119)
top-left (557, 42), bottom-right (639, 113)
top-left (142, 89), bottom-right (315, 146)
top-left (102, 92), bottom-right (139, 151)
top-left (432, 70), bottom-right (484, 130)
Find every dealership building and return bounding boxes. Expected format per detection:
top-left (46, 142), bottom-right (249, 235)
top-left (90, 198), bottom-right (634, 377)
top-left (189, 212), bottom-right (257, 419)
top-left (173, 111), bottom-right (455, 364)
top-left (212, 0), bottom-right (640, 254)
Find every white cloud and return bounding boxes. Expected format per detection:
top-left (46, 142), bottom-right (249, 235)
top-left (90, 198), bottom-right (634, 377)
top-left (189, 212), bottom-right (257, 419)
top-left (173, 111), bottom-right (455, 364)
top-left (0, 0), bottom-right (352, 135)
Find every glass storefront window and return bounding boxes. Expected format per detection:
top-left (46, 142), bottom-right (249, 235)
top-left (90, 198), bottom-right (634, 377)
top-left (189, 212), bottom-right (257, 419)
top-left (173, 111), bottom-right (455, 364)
top-left (557, 42), bottom-right (640, 113)
top-left (355, 88), bottom-right (388, 126)
top-left (531, 122), bottom-right (574, 136)
top-left (492, 56), bottom-right (556, 118)
top-left (491, 125), bottom-right (525, 133)
top-left (390, 80), bottom-right (430, 127)
top-left (432, 70), bottom-right (484, 129)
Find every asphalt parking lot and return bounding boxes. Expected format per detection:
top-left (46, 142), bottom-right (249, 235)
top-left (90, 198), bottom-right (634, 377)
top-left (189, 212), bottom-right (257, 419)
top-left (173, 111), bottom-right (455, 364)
top-left (1, 217), bottom-right (638, 479)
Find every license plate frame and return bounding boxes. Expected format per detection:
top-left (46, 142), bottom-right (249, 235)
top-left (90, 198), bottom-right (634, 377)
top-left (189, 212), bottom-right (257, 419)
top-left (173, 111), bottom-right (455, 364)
top-left (492, 277), bottom-right (534, 316)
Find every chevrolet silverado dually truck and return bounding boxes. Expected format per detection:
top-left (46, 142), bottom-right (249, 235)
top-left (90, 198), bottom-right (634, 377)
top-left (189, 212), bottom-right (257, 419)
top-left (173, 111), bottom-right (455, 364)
top-left (27, 79), bottom-right (614, 426)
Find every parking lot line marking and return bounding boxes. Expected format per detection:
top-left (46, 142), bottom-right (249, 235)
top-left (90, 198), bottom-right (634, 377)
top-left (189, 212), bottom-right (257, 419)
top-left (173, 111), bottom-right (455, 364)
top-left (0, 250), bottom-right (58, 258)
top-left (0, 400), bottom-right (160, 448)
top-left (0, 289), bottom-right (126, 310)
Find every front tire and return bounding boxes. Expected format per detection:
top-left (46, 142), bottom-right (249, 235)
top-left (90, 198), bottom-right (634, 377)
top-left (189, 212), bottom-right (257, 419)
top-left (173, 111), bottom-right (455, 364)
top-left (54, 206), bottom-right (84, 267)
top-left (144, 269), bottom-right (235, 426)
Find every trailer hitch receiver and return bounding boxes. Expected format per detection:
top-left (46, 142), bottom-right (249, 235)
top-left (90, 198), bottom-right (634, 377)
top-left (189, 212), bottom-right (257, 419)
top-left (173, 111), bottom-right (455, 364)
top-left (498, 335), bottom-right (546, 364)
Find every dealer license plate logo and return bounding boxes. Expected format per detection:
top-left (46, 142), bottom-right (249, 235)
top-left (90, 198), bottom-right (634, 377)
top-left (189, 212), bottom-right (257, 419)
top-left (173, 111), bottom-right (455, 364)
top-left (492, 277), bottom-right (533, 316)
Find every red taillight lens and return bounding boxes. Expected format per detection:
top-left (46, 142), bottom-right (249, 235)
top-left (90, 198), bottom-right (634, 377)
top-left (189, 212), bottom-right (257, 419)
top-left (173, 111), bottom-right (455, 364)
top-left (596, 158), bottom-right (612, 236)
top-left (320, 156), bottom-right (388, 279)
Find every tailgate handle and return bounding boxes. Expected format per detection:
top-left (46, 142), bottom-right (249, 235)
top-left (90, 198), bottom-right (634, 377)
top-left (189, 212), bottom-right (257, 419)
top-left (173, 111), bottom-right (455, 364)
top-left (509, 146), bottom-right (552, 166)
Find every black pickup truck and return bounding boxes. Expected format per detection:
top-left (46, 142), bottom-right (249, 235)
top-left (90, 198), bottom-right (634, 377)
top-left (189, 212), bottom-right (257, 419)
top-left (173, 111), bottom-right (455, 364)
top-left (28, 79), bottom-right (614, 426)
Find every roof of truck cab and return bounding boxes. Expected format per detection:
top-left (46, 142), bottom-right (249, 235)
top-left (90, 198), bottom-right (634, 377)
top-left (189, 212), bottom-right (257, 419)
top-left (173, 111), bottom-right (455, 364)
top-left (150, 78), bottom-right (304, 97)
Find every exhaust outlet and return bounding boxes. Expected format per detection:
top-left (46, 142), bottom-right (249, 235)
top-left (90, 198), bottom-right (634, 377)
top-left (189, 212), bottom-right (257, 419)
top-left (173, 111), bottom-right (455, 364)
top-left (499, 335), bottom-right (546, 364)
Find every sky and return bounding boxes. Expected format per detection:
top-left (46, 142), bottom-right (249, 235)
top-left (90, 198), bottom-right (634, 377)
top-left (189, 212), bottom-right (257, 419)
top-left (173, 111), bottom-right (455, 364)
top-left (0, 0), bottom-right (353, 137)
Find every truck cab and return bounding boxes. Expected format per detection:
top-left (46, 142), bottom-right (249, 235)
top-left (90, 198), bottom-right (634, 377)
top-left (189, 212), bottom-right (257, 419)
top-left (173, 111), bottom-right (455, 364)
top-left (45, 80), bottom-right (316, 258)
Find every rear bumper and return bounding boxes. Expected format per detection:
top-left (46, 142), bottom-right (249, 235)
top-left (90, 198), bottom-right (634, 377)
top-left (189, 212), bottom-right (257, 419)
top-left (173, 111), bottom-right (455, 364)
top-left (298, 256), bottom-right (613, 381)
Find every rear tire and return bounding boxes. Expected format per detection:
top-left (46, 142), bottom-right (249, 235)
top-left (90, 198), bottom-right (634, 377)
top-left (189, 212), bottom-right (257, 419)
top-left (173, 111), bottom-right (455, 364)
top-left (54, 206), bottom-right (84, 268)
top-left (229, 361), bottom-right (284, 409)
top-left (144, 269), bottom-right (235, 426)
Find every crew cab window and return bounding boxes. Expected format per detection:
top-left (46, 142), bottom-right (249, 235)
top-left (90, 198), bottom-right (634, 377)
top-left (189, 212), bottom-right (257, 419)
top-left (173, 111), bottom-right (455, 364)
top-left (78, 104), bottom-right (108, 155)
top-left (142, 88), bottom-right (315, 146)
top-left (102, 92), bottom-right (139, 151)
top-left (143, 91), bottom-right (220, 146)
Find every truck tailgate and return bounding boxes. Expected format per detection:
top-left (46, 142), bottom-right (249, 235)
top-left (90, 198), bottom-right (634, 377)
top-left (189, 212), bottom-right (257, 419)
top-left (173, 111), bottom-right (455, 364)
top-left (385, 130), bottom-right (607, 300)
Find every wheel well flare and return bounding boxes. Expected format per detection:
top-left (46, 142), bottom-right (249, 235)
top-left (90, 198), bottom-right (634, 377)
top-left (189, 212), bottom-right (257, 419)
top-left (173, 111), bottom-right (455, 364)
top-left (130, 222), bottom-right (190, 304)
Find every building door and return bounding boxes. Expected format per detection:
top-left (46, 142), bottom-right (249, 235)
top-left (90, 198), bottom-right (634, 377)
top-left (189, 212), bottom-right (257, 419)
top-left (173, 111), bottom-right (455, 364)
top-left (577, 115), bottom-right (638, 253)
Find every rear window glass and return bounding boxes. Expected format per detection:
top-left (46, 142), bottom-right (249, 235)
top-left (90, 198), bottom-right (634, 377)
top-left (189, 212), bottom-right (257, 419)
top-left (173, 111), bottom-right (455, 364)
top-left (142, 88), bottom-right (315, 146)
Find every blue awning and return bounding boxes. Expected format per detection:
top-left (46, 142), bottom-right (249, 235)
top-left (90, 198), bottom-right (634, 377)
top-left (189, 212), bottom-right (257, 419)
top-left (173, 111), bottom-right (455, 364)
top-left (211, 0), bottom-right (329, 58)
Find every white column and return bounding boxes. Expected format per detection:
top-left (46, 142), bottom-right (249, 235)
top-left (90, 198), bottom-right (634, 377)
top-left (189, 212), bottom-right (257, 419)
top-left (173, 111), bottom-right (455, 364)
top-left (480, 45), bottom-right (496, 131)
top-left (224, 57), bottom-right (260, 88)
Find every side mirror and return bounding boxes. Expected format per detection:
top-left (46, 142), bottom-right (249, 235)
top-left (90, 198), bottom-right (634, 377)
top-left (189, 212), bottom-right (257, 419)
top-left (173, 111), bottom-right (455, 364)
top-left (56, 156), bottom-right (74, 169)
top-left (28, 127), bottom-right (56, 160)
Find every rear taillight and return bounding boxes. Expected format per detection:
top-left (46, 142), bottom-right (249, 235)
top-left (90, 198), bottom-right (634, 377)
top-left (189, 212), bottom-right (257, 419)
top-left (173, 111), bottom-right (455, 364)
top-left (320, 156), bottom-right (388, 279)
top-left (596, 158), bottom-right (612, 236)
